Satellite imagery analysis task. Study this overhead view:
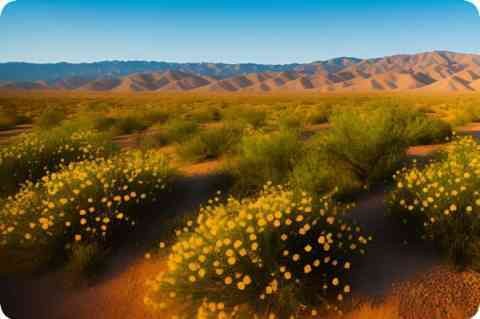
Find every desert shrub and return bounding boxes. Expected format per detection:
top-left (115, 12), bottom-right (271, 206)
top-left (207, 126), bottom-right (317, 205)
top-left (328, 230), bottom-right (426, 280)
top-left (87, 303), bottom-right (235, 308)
top-left (0, 150), bottom-right (175, 268)
top-left (112, 115), bottom-right (149, 135)
top-left (189, 107), bottom-right (222, 123)
top-left (163, 119), bottom-right (199, 143)
top-left (142, 109), bottom-right (171, 125)
top-left (289, 143), bottom-right (361, 198)
top-left (145, 185), bottom-right (369, 318)
top-left (447, 104), bottom-right (480, 126)
top-left (388, 137), bottom-right (480, 268)
top-left (307, 107), bottom-right (333, 125)
top-left (36, 106), bottom-right (66, 129)
top-left (145, 186), bottom-right (368, 318)
top-left (320, 108), bottom-right (409, 185)
top-left (223, 107), bottom-right (267, 129)
top-left (178, 126), bottom-right (242, 162)
top-left (230, 130), bottom-right (304, 194)
top-left (0, 127), bottom-right (116, 195)
top-left (400, 111), bottom-right (452, 145)
top-left (92, 115), bottom-right (118, 132)
top-left (278, 112), bottom-right (304, 131)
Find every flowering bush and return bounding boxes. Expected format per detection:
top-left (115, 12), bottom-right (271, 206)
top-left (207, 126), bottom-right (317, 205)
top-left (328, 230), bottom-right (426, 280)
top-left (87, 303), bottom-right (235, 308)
top-left (0, 126), bottom-right (116, 195)
top-left (145, 184), bottom-right (369, 318)
top-left (388, 136), bottom-right (480, 267)
top-left (0, 150), bottom-right (175, 263)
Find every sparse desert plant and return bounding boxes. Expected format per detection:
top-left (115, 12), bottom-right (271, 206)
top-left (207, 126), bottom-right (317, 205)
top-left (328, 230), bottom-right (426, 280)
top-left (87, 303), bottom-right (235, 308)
top-left (0, 150), bottom-right (175, 269)
top-left (278, 112), bottom-right (304, 131)
top-left (289, 143), bottom-right (361, 198)
top-left (178, 126), bottom-right (242, 162)
top-left (307, 107), bottom-right (333, 125)
top-left (111, 114), bottom-right (150, 135)
top-left (388, 136), bottom-right (480, 268)
top-left (35, 106), bottom-right (66, 129)
top-left (229, 130), bottom-right (304, 194)
top-left (223, 106), bottom-right (267, 129)
top-left (145, 184), bottom-right (369, 318)
top-left (320, 107), bottom-right (409, 185)
top-left (142, 109), bottom-right (171, 125)
top-left (163, 118), bottom-right (199, 144)
top-left (0, 126), bottom-right (116, 195)
top-left (189, 106), bottom-right (222, 123)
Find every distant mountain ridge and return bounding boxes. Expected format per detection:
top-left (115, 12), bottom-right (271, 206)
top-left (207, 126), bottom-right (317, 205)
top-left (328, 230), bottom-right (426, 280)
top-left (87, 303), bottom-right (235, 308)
top-left (2, 51), bottom-right (480, 92)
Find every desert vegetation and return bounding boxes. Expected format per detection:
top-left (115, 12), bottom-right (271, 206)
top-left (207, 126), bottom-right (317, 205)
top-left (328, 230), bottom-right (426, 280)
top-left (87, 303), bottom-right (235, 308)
top-left (389, 136), bottom-right (480, 269)
top-left (0, 91), bottom-right (479, 318)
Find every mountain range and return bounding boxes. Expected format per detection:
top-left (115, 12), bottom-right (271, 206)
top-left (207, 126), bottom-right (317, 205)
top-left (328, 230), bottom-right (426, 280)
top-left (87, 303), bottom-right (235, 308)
top-left (2, 51), bottom-right (480, 93)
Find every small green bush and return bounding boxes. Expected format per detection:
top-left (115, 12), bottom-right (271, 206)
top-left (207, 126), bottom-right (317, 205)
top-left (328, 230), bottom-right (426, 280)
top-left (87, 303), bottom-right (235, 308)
top-left (401, 112), bottom-right (452, 145)
top-left (146, 185), bottom-right (369, 318)
top-left (189, 107), bottom-right (222, 123)
top-left (178, 126), bottom-right (242, 162)
top-left (307, 107), bottom-right (332, 125)
top-left (289, 143), bottom-right (361, 197)
top-left (320, 107), bottom-right (409, 185)
top-left (223, 107), bottom-right (267, 129)
top-left (112, 115), bottom-right (149, 135)
top-left (36, 106), bottom-right (66, 129)
top-left (163, 119), bottom-right (199, 143)
top-left (230, 130), bottom-right (304, 194)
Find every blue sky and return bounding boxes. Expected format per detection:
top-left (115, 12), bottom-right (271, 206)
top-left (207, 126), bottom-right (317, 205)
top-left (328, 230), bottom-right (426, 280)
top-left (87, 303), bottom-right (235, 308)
top-left (1, 0), bottom-right (480, 63)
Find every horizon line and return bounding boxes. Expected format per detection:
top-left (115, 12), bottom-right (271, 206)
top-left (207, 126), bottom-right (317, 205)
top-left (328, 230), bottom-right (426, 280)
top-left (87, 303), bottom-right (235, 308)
top-left (0, 49), bottom-right (477, 66)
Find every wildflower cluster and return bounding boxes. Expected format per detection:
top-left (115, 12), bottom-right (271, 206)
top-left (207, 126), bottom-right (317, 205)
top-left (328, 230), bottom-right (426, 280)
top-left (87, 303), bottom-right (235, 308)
top-left (0, 127), bottom-right (115, 194)
top-left (0, 150), bottom-right (174, 255)
top-left (388, 136), bottom-right (480, 266)
top-left (146, 184), bottom-right (369, 318)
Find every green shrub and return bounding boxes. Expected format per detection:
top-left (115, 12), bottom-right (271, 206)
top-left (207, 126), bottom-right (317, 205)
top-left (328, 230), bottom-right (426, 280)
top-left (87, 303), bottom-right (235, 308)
top-left (163, 119), bottom-right (199, 143)
top-left (289, 142), bottom-right (361, 197)
top-left (142, 109), bottom-right (171, 125)
top-left (178, 126), bottom-right (242, 162)
top-left (112, 115), bottom-right (149, 135)
top-left (36, 106), bottom-right (66, 129)
top-left (145, 185), bottom-right (369, 318)
top-left (189, 107), bottom-right (222, 123)
top-left (388, 137), bottom-right (480, 269)
top-left (229, 130), bottom-right (304, 194)
top-left (278, 112), bottom-right (304, 131)
top-left (402, 113), bottom-right (452, 145)
top-left (307, 107), bottom-right (332, 125)
top-left (320, 108), bottom-right (409, 185)
top-left (0, 126), bottom-right (116, 195)
top-left (0, 150), bottom-right (175, 269)
top-left (223, 107), bottom-right (267, 129)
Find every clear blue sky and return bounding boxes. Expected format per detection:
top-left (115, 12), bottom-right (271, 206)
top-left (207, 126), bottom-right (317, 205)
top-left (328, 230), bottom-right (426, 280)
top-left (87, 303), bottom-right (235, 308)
top-left (1, 0), bottom-right (480, 64)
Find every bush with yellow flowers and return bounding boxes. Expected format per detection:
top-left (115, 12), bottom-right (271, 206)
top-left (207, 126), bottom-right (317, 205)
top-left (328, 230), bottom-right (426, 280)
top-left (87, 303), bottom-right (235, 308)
top-left (0, 150), bottom-right (175, 265)
top-left (145, 184), bottom-right (369, 318)
top-left (0, 126), bottom-right (116, 195)
top-left (388, 136), bottom-right (480, 268)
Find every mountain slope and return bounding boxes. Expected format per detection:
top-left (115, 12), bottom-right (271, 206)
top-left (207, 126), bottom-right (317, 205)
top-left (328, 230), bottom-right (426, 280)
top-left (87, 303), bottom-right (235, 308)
top-left (3, 51), bottom-right (480, 93)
